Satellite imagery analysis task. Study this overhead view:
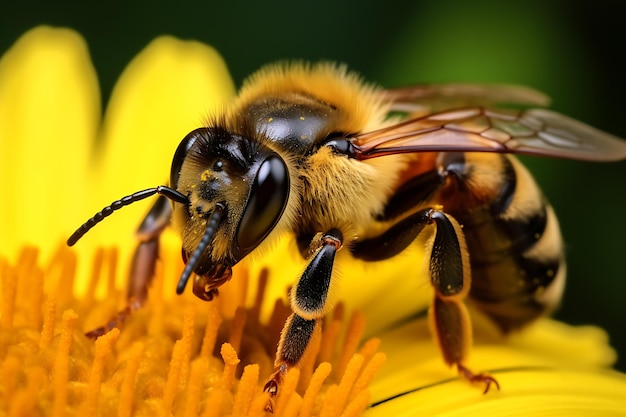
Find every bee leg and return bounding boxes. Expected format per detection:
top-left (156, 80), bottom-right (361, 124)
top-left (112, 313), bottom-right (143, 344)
top-left (432, 297), bottom-right (500, 393)
top-left (264, 229), bottom-right (342, 407)
top-left (426, 209), bottom-right (499, 393)
top-left (85, 196), bottom-right (171, 338)
top-left (352, 204), bottom-right (499, 392)
top-left (264, 313), bottom-right (320, 410)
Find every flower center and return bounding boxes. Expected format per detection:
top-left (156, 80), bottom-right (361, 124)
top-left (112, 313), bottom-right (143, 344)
top-left (0, 245), bottom-right (385, 416)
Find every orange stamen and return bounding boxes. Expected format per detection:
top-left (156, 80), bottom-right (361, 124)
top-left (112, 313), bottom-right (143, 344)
top-left (86, 247), bottom-right (105, 306)
top-left (220, 342), bottom-right (240, 391)
top-left (319, 384), bottom-right (339, 417)
top-left (52, 309), bottom-right (78, 417)
top-left (39, 296), bottom-right (57, 350)
top-left (274, 367), bottom-right (301, 416)
top-left (163, 337), bottom-right (189, 412)
top-left (248, 392), bottom-right (271, 417)
top-left (348, 352), bottom-right (386, 403)
top-left (299, 362), bottom-right (332, 417)
top-left (228, 306), bottom-right (247, 353)
top-left (81, 328), bottom-right (120, 415)
top-left (340, 390), bottom-right (370, 417)
top-left (331, 354), bottom-right (365, 415)
top-left (200, 302), bottom-right (222, 358)
top-left (179, 305), bottom-right (196, 384)
top-left (232, 364), bottom-right (260, 416)
top-left (1, 264), bottom-right (17, 328)
top-left (318, 318), bottom-right (342, 365)
top-left (183, 358), bottom-right (209, 417)
top-left (336, 312), bottom-right (366, 379)
top-left (26, 266), bottom-right (44, 329)
top-left (357, 337), bottom-right (381, 365)
top-left (118, 342), bottom-right (144, 417)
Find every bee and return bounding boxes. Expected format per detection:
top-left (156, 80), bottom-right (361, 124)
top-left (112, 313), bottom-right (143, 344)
top-left (68, 62), bottom-right (626, 397)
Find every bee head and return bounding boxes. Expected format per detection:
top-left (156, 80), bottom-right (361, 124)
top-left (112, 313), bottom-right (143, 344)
top-left (171, 127), bottom-right (290, 298)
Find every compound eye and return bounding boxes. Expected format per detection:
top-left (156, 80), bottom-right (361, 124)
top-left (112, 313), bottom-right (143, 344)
top-left (170, 128), bottom-right (208, 188)
top-left (236, 155), bottom-right (289, 254)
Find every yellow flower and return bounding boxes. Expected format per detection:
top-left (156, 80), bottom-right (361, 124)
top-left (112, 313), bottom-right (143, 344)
top-left (1, 26), bottom-right (626, 417)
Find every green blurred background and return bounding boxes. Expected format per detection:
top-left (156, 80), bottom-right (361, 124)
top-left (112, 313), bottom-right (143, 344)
top-left (1, 0), bottom-right (625, 370)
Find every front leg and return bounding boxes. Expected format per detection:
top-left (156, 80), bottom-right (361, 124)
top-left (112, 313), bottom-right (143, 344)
top-left (86, 196), bottom-right (171, 338)
top-left (264, 228), bottom-right (343, 399)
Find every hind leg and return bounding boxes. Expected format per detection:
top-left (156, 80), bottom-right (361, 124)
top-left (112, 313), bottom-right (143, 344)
top-left (352, 207), bottom-right (498, 392)
top-left (425, 209), bottom-right (499, 392)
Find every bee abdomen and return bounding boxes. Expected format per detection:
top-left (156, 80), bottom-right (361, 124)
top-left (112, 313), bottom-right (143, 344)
top-left (468, 231), bottom-right (564, 332)
top-left (451, 156), bottom-right (566, 332)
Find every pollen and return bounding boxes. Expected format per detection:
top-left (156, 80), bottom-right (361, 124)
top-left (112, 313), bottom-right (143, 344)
top-left (0, 245), bottom-right (385, 416)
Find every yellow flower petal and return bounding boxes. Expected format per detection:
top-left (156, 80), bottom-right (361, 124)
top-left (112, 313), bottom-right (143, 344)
top-left (366, 318), bottom-right (625, 416)
top-left (0, 26), bottom-right (99, 260)
top-left (98, 35), bottom-right (234, 185)
top-left (369, 368), bottom-right (626, 416)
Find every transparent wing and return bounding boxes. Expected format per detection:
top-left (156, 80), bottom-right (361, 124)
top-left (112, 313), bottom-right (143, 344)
top-left (385, 84), bottom-right (551, 114)
top-left (353, 107), bottom-right (626, 162)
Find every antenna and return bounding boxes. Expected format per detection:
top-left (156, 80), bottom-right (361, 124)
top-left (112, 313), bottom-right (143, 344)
top-left (67, 186), bottom-right (188, 246)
